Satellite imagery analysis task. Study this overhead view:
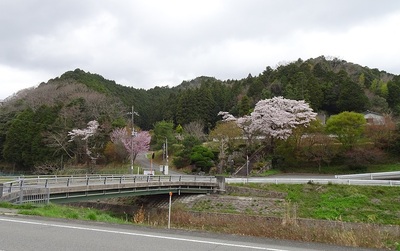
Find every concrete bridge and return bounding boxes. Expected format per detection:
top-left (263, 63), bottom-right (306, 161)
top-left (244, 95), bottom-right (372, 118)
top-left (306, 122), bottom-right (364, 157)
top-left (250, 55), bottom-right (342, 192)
top-left (0, 175), bottom-right (225, 204)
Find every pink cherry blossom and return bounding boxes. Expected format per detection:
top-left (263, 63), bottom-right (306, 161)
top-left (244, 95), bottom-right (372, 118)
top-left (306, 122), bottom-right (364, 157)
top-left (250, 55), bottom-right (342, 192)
top-left (110, 128), bottom-right (151, 162)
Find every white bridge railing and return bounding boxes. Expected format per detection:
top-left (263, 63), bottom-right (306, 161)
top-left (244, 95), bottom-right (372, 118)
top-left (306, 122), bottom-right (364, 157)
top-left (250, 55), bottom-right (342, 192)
top-left (226, 177), bottom-right (400, 186)
top-left (0, 175), bottom-right (218, 198)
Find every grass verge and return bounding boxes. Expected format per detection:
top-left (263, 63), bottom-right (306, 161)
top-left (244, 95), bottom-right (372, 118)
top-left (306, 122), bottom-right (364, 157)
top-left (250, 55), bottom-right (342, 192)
top-left (0, 202), bottom-right (127, 224)
top-left (232, 183), bottom-right (400, 225)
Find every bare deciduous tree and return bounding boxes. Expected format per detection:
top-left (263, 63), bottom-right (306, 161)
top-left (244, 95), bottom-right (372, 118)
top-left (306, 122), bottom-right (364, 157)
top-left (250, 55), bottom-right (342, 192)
top-left (301, 133), bottom-right (339, 172)
top-left (184, 121), bottom-right (206, 141)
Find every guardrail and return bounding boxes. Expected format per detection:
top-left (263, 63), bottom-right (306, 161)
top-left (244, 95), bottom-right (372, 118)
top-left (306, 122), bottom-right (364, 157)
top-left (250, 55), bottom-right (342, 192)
top-left (226, 177), bottom-right (400, 186)
top-left (1, 175), bottom-right (216, 191)
top-left (335, 171), bottom-right (400, 180)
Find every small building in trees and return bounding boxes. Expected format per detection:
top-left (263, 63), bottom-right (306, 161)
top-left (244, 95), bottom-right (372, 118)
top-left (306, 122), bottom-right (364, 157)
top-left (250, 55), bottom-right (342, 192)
top-left (363, 111), bottom-right (385, 125)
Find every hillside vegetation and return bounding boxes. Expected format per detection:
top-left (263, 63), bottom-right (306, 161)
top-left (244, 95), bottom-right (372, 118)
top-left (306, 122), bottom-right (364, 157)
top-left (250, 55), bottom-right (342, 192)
top-left (1, 56), bottom-right (400, 174)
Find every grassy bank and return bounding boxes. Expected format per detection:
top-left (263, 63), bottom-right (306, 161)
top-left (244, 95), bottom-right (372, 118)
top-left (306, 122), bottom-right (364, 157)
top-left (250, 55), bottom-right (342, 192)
top-left (0, 202), bottom-right (127, 224)
top-left (230, 183), bottom-right (400, 225)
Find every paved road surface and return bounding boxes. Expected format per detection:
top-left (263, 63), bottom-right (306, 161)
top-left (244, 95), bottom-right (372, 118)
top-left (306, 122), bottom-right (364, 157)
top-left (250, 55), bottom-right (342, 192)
top-left (0, 215), bottom-right (374, 251)
top-left (135, 152), bottom-right (181, 175)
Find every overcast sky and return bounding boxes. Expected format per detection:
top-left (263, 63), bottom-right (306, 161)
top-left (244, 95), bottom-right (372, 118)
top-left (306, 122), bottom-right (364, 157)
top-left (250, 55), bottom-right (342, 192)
top-left (1, 0), bottom-right (400, 99)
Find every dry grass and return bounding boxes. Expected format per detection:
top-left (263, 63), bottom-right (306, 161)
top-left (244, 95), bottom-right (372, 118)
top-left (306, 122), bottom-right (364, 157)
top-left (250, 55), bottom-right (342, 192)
top-left (133, 205), bottom-right (146, 224)
top-left (136, 206), bottom-right (399, 250)
top-left (174, 211), bottom-right (398, 249)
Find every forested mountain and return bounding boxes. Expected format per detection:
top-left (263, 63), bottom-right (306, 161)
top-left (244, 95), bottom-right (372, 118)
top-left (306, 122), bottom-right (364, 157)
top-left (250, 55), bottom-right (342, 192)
top-left (1, 56), bottom-right (399, 170)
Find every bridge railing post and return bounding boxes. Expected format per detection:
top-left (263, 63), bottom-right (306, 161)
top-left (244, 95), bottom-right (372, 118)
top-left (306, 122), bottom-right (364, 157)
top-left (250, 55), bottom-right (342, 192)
top-left (216, 176), bottom-right (226, 192)
top-left (46, 188), bottom-right (50, 204)
top-left (19, 187), bottom-right (23, 204)
top-left (18, 180), bottom-right (24, 204)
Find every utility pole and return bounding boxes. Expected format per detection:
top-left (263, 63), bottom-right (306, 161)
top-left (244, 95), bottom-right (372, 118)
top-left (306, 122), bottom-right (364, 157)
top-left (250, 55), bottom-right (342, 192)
top-left (246, 155), bottom-right (249, 177)
top-left (130, 106), bottom-right (134, 175)
top-left (128, 106), bottom-right (138, 175)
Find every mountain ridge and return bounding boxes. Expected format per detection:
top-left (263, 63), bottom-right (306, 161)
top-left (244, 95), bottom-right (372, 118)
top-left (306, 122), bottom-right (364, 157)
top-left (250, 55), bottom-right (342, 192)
top-left (2, 55), bottom-right (400, 131)
top-left (2, 55), bottom-right (396, 102)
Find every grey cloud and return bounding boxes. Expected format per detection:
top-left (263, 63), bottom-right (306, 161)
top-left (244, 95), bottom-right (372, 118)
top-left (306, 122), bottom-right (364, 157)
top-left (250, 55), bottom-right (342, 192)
top-left (0, 0), bottom-right (399, 98)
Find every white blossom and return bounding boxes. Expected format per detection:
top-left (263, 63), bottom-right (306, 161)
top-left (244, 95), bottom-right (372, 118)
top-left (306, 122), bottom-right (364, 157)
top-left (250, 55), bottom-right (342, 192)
top-left (219, 97), bottom-right (317, 140)
top-left (68, 120), bottom-right (99, 141)
top-left (217, 111), bottom-right (237, 122)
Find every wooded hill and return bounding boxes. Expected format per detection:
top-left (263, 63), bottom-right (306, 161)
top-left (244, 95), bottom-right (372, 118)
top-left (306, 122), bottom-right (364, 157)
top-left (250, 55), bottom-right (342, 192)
top-left (1, 55), bottom-right (399, 170)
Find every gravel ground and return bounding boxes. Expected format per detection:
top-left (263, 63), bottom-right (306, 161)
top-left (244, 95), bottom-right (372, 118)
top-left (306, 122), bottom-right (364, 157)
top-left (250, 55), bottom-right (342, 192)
top-left (0, 207), bottom-right (19, 215)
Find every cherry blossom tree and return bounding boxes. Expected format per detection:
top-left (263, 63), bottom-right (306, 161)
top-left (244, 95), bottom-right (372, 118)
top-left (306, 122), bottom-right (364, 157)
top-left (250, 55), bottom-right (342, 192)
top-left (219, 96), bottom-right (317, 141)
top-left (219, 96), bottom-right (317, 161)
top-left (68, 120), bottom-right (100, 166)
top-left (219, 97), bottom-right (317, 169)
top-left (69, 120), bottom-right (99, 141)
top-left (250, 97), bottom-right (317, 139)
top-left (110, 128), bottom-right (151, 164)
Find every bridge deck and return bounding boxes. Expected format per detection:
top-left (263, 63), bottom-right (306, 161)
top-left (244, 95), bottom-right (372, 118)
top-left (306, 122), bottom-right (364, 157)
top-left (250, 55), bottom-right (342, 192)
top-left (0, 175), bottom-right (224, 204)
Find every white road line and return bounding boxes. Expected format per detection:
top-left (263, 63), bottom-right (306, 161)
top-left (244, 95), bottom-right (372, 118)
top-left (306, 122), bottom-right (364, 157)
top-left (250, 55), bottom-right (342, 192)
top-left (0, 217), bottom-right (287, 251)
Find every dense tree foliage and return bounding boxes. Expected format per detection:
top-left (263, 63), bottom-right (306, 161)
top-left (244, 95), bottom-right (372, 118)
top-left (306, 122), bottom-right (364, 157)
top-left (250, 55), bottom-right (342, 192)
top-left (0, 56), bottom-right (399, 172)
top-left (151, 121), bottom-right (176, 150)
top-left (209, 121), bottom-right (242, 173)
top-left (325, 112), bottom-right (366, 149)
top-left (172, 135), bottom-right (202, 169)
top-left (190, 145), bottom-right (215, 173)
top-left (3, 106), bottom-right (60, 169)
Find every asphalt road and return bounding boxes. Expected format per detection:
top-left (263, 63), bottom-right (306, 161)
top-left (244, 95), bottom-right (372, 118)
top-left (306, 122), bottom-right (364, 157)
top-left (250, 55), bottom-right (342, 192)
top-left (0, 215), bottom-right (376, 251)
top-left (135, 152), bottom-right (181, 175)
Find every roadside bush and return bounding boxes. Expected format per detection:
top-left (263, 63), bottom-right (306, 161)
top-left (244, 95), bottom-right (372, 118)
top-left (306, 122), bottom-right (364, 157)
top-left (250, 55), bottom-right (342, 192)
top-left (343, 146), bottom-right (386, 171)
top-left (33, 162), bottom-right (59, 175)
top-left (190, 145), bottom-right (215, 173)
top-left (172, 155), bottom-right (189, 169)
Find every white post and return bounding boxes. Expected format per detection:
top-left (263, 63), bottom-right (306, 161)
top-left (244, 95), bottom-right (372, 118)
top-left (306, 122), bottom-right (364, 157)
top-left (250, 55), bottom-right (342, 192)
top-left (168, 192), bottom-right (172, 229)
top-left (165, 137), bottom-right (169, 175)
